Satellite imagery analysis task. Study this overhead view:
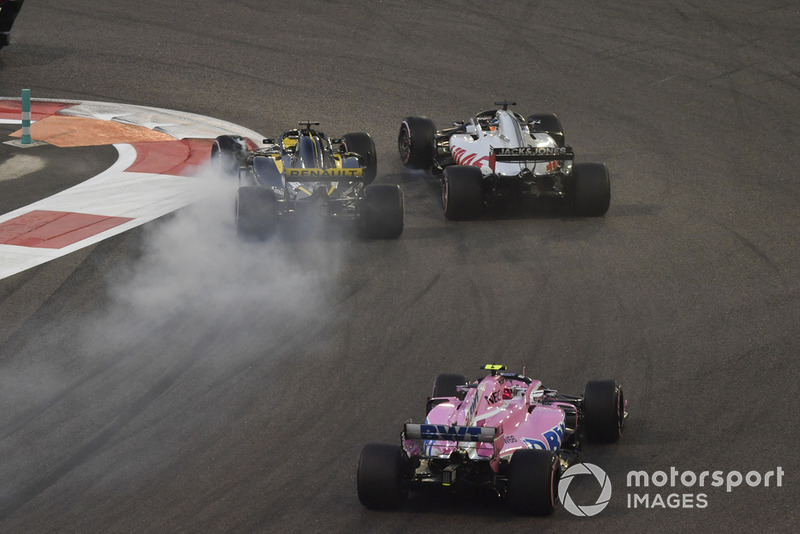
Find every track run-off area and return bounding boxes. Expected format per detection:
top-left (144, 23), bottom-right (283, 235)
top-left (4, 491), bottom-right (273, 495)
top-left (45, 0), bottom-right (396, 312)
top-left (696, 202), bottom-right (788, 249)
top-left (0, 97), bottom-right (262, 278)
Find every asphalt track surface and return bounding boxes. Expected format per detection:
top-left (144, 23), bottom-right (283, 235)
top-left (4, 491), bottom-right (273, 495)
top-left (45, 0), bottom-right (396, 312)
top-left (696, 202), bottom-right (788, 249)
top-left (1, 1), bottom-right (799, 532)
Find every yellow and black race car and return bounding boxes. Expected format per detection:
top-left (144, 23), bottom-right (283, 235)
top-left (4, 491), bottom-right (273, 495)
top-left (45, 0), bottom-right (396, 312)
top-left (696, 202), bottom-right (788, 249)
top-left (0, 0), bottom-right (24, 49)
top-left (211, 121), bottom-right (403, 240)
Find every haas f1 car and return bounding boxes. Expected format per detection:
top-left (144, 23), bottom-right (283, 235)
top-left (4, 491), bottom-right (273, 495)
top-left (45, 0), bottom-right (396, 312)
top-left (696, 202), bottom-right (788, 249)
top-left (212, 122), bottom-right (404, 240)
top-left (357, 365), bottom-right (626, 515)
top-left (398, 101), bottom-right (610, 219)
top-left (0, 0), bottom-right (24, 49)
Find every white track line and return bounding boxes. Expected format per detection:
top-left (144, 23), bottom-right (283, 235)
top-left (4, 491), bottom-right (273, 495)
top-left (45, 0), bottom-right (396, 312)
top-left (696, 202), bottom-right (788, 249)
top-left (0, 97), bottom-right (263, 280)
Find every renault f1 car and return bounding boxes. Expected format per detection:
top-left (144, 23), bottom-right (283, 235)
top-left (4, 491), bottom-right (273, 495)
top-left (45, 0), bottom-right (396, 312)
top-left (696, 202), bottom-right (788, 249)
top-left (398, 101), bottom-right (610, 219)
top-left (0, 0), bottom-right (24, 49)
top-left (212, 122), bottom-right (403, 239)
top-left (357, 365), bottom-right (626, 515)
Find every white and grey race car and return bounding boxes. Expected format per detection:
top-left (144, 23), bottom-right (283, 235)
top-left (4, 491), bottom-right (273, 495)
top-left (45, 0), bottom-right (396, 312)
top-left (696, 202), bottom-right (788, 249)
top-left (398, 101), bottom-right (610, 219)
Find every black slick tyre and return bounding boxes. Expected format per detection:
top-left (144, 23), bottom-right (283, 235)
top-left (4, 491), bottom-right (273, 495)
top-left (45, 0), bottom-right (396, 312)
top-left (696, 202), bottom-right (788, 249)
top-left (570, 162), bottom-right (611, 217)
top-left (211, 135), bottom-right (247, 177)
top-left (583, 380), bottom-right (624, 443)
top-left (427, 373), bottom-right (467, 413)
top-left (398, 117), bottom-right (436, 169)
top-left (341, 132), bottom-right (377, 184)
top-left (442, 165), bottom-right (482, 220)
top-left (357, 443), bottom-right (409, 509)
top-left (361, 184), bottom-right (404, 239)
top-left (236, 186), bottom-right (277, 241)
top-left (527, 113), bottom-right (565, 147)
top-left (431, 373), bottom-right (467, 398)
top-left (507, 449), bottom-right (559, 515)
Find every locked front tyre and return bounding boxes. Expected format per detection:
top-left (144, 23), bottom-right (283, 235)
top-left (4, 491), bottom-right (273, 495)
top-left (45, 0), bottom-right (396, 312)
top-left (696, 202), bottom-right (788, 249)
top-left (211, 135), bottom-right (248, 177)
top-left (398, 116), bottom-right (436, 170)
top-left (341, 132), bottom-right (377, 184)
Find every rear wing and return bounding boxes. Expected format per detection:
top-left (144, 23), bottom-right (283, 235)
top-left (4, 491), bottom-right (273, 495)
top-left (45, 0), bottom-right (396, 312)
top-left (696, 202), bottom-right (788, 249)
top-left (284, 167), bottom-right (364, 182)
top-left (405, 422), bottom-right (505, 469)
top-left (490, 146), bottom-right (574, 163)
top-left (405, 423), bottom-right (496, 443)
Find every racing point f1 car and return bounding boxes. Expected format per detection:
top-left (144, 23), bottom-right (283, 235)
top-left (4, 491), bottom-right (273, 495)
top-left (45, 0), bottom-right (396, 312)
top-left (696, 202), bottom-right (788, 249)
top-left (357, 365), bottom-right (626, 515)
top-left (0, 0), bottom-right (24, 49)
top-left (212, 122), bottom-right (404, 240)
top-left (398, 101), bottom-right (610, 219)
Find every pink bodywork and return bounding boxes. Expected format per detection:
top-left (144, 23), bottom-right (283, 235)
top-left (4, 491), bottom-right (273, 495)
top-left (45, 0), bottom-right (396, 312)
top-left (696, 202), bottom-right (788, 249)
top-left (411, 375), bottom-right (571, 470)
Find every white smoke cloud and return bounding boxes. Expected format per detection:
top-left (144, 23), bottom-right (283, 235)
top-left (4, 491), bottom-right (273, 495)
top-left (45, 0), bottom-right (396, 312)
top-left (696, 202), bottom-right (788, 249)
top-left (81, 163), bottom-right (347, 365)
top-left (0, 154), bottom-right (46, 183)
top-left (0, 162), bottom-right (353, 518)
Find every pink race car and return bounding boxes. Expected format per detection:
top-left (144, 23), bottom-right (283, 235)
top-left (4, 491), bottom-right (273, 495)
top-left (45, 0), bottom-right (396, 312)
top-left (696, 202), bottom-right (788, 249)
top-left (357, 365), bottom-right (627, 515)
